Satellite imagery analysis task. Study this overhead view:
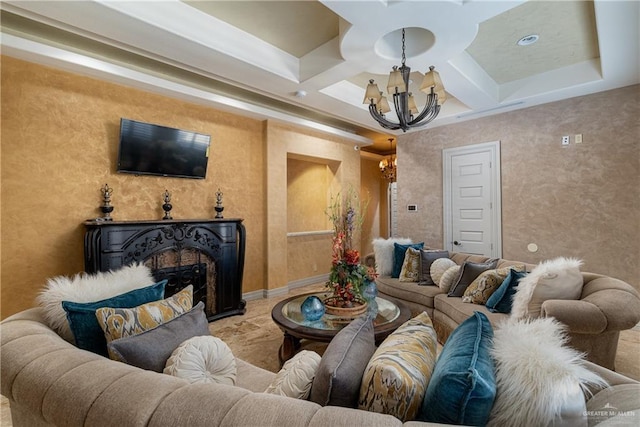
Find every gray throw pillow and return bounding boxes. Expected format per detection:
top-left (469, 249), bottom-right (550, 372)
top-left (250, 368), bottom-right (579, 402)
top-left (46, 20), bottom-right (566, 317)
top-left (107, 301), bottom-right (210, 372)
top-left (309, 315), bottom-right (375, 408)
top-left (448, 259), bottom-right (498, 297)
top-left (419, 250), bottom-right (449, 285)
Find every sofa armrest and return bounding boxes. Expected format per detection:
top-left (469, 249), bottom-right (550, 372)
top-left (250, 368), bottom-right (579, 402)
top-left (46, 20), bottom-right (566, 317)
top-left (541, 300), bottom-right (608, 334)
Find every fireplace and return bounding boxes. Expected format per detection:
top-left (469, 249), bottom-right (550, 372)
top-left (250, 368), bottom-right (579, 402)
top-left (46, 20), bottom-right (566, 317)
top-left (84, 219), bottom-right (246, 321)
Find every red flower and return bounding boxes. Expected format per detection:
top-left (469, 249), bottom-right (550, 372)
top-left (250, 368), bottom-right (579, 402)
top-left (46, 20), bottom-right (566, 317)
top-left (344, 249), bottom-right (360, 265)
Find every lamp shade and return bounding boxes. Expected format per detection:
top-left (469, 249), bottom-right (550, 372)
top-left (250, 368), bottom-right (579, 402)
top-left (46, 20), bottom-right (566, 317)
top-left (378, 95), bottom-right (391, 114)
top-left (363, 80), bottom-right (382, 104)
top-left (408, 93), bottom-right (418, 114)
top-left (420, 66), bottom-right (444, 96)
top-left (387, 67), bottom-right (407, 94)
top-left (435, 89), bottom-right (447, 105)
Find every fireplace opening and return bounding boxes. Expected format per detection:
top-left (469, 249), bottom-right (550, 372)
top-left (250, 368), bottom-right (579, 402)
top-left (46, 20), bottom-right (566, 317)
top-left (153, 263), bottom-right (207, 305)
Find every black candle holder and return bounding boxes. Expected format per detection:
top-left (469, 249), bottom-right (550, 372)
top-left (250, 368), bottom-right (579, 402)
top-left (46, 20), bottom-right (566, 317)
top-left (100, 183), bottom-right (114, 221)
top-left (214, 188), bottom-right (224, 219)
top-left (162, 189), bottom-right (173, 220)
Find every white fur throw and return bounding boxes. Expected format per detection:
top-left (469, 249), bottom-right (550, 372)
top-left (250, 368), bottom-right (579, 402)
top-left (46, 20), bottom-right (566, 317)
top-left (511, 257), bottom-right (583, 320)
top-left (36, 263), bottom-right (155, 343)
top-left (488, 317), bottom-right (606, 427)
top-left (372, 237), bottom-right (412, 276)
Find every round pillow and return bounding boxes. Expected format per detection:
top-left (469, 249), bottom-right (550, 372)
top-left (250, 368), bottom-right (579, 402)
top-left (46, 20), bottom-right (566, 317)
top-left (439, 265), bottom-right (461, 293)
top-left (430, 258), bottom-right (457, 286)
top-left (164, 336), bottom-right (237, 385)
top-left (264, 350), bottom-right (321, 399)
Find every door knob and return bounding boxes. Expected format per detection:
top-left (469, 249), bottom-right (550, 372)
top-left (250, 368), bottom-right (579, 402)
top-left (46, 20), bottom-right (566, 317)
top-left (453, 241), bottom-right (461, 246)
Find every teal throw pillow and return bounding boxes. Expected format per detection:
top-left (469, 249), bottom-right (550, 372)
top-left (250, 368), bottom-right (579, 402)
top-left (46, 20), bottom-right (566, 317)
top-left (486, 269), bottom-right (528, 313)
top-left (392, 242), bottom-right (424, 278)
top-left (417, 311), bottom-right (496, 426)
top-left (62, 279), bottom-right (166, 356)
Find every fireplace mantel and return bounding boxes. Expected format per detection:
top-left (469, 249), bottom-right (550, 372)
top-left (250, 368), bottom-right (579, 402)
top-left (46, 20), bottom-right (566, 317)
top-left (83, 218), bottom-right (246, 321)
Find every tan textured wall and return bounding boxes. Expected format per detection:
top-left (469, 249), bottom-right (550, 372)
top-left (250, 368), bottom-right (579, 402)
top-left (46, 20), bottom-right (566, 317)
top-left (398, 85), bottom-right (640, 288)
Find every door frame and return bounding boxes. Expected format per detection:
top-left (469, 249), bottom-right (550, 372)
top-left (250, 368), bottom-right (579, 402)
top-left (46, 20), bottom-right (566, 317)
top-left (442, 140), bottom-right (502, 258)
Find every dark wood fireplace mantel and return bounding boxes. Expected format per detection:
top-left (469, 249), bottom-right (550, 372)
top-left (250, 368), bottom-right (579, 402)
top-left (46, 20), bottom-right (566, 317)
top-left (83, 218), bottom-right (246, 321)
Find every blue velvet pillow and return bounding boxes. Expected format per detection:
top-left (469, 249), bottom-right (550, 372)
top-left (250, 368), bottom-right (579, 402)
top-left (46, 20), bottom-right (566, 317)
top-left (392, 242), bottom-right (424, 278)
top-left (62, 279), bottom-right (166, 356)
top-left (486, 269), bottom-right (528, 313)
top-left (417, 311), bottom-right (496, 426)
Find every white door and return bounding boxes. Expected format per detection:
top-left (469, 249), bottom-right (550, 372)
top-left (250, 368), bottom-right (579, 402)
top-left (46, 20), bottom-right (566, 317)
top-left (388, 182), bottom-right (398, 237)
top-left (443, 141), bottom-right (502, 257)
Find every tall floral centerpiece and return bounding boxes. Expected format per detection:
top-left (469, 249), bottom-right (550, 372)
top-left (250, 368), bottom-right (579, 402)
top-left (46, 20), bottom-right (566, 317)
top-left (325, 187), bottom-right (378, 314)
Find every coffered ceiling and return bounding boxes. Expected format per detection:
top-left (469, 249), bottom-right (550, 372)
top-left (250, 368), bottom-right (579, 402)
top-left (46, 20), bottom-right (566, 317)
top-left (1, 1), bottom-right (638, 152)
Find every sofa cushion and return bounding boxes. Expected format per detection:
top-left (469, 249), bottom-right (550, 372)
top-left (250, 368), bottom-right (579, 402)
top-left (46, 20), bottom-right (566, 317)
top-left (265, 350), bottom-right (321, 399)
top-left (434, 294), bottom-right (506, 329)
top-left (38, 263), bottom-right (157, 343)
top-left (489, 317), bottom-right (606, 426)
top-left (511, 257), bottom-right (583, 319)
top-left (448, 259), bottom-right (498, 297)
top-left (417, 311), bottom-right (496, 425)
top-left (309, 315), bottom-right (375, 408)
top-left (392, 242), bottom-right (424, 278)
top-left (96, 285), bottom-right (193, 348)
top-left (462, 265), bottom-right (525, 305)
top-left (430, 258), bottom-right (457, 287)
top-left (164, 334), bottom-right (237, 385)
top-left (376, 277), bottom-right (444, 314)
top-left (399, 247), bottom-right (422, 282)
top-left (358, 312), bottom-right (438, 421)
top-left (486, 269), bottom-right (528, 313)
top-left (61, 279), bottom-right (166, 356)
top-left (586, 384), bottom-right (640, 425)
top-left (107, 301), bottom-right (211, 372)
top-left (419, 250), bottom-right (449, 285)
top-left (372, 237), bottom-right (412, 276)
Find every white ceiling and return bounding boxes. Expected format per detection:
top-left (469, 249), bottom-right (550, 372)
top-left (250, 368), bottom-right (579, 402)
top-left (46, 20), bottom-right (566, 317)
top-left (1, 0), bottom-right (638, 151)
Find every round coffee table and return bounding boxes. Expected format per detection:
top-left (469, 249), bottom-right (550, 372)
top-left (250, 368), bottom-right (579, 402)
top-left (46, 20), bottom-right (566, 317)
top-left (271, 292), bottom-right (411, 365)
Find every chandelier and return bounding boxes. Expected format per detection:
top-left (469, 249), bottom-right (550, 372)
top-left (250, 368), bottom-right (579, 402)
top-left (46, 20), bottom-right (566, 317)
top-left (363, 28), bottom-right (446, 132)
top-left (379, 138), bottom-right (397, 182)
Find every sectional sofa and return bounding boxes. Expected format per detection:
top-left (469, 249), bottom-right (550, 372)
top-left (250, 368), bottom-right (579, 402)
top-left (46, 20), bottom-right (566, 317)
top-left (364, 251), bottom-right (640, 371)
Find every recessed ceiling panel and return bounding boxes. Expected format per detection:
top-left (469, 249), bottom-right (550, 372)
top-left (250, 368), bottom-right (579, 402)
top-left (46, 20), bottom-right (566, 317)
top-left (466, 0), bottom-right (599, 84)
top-left (184, 0), bottom-right (339, 58)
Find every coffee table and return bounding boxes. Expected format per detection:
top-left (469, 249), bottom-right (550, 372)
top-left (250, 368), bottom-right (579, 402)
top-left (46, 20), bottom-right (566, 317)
top-left (271, 291), bottom-right (411, 365)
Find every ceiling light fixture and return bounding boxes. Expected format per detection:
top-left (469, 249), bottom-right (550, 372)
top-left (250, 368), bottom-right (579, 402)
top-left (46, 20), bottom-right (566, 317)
top-left (517, 34), bottom-right (539, 46)
top-left (363, 28), bottom-right (446, 132)
top-left (379, 138), bottom-right (397, 182)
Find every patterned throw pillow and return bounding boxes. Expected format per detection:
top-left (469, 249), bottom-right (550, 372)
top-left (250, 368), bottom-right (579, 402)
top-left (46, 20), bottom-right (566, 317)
top-left (399, 247), bottom-right (422, 282)
top-left (448, 259), bottom-right (499, 297)
top-left (430, 258), bottom-right (457, 287)
top-left (462, 265), bottom-right (526, 305)
top-left (438, 265), bottom-right (461, 293)
top-left (359, 312), bottom-right (438, 421)
top-left (96, 285), bottom-right (193, 348)
top-left (164, 335), bottom-right (237, 385)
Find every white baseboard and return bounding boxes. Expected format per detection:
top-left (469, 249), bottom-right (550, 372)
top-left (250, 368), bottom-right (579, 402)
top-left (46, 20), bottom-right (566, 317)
top-left (242, 273), bottom-right (329, 301)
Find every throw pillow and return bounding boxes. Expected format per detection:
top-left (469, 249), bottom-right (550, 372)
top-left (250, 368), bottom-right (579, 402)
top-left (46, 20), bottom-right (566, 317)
top-left (61, 279), bottom-right (166, 356)
top-left (488, 317), bottom-right (606, 426)
top-left (419, 250), bottom-right (449, 285)
top-left (96, 285), bottom-right (193, 351)
top-left (511, 257), bottom-right (583, 320)
top-left (164, 335), bottom-right (237, 385)
top-left (372, 237), bottom-right (412, 276)
top-left (37, 262), bottom-right (156, 342)
top-left (399, 247), bottom-right (422, 282)
top-left (358, 312), bottom-right (438, 422)
top-left (392, 242), bottom-right (424, 278)
top-left (438, 265), bottom-right (461, 293)
top-left (309, 315), bottom-right (376, 408)
top-left (430, 258), bottom-right (457, 287)
top-left (462, 265), bottom-right (526, 305)
top-left (264, 350), bottom-right (322, 399)
top-left (108, 301), bottom-right (210, 372)
top-left (486, 269), bottom-right (528, 314)
top-left (417, 311), bottom-right (496, 426)
top-left (448, 259), bottom-right (498, 297)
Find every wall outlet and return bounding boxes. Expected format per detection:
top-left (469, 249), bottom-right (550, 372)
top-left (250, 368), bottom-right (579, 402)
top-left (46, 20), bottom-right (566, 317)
top-left (575, 134), bottom-right (583, 143)
top-left (407, 204), bottom-right (418, 212)
top-left (562, 136), bottom-right (570, 146)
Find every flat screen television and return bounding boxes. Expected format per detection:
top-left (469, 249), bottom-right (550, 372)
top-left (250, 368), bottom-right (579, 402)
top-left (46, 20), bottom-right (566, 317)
top-left (117, 118), bottom-right (210, 179)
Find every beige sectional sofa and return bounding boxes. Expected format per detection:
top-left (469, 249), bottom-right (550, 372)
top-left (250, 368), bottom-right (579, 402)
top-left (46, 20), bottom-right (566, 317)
top-left (365, 251), bottom-right (640, 371)
top-left (2, 306), bottom-right (640, 427)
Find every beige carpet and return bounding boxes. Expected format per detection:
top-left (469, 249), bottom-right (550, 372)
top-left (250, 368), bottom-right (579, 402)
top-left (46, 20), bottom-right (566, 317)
top-left (2, 282), bottom-right (638, 425)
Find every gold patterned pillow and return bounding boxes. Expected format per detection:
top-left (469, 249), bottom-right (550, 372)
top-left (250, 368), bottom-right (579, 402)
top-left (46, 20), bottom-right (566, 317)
top-left (462, 266), bottom-right (526, 305)
top-left (358, 312), bottom-right (438, 421)
top-left (96, 285), bottom-right (193, 354)
top-left (399, 247), bottom-right (421, 282)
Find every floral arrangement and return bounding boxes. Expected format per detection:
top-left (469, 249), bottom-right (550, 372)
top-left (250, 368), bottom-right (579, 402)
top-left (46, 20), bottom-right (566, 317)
top-left (326, 187), bottom-right (378, 307)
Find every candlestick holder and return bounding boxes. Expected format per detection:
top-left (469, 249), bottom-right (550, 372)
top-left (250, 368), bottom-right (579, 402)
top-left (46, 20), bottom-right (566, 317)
top-left (162, 189), bottom-right (173, 220)
top-left (214, 188), bottom-right (224, 219)
top-left (100, 183), bottom-right (114, 221)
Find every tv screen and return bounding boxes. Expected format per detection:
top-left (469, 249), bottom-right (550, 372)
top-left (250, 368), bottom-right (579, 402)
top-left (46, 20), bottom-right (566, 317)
top-left (117, 118), bottom-right (210, 179)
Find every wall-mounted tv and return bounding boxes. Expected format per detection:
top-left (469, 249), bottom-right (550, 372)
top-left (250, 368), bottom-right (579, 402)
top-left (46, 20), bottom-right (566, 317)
top-left (117, 118), bottom-right (211, 179)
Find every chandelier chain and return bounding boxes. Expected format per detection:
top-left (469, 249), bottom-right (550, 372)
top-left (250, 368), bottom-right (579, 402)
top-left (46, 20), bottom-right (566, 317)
top-left (401, 29), bottom-right (406, 67)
